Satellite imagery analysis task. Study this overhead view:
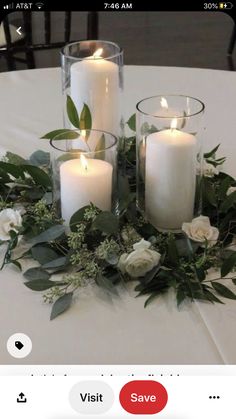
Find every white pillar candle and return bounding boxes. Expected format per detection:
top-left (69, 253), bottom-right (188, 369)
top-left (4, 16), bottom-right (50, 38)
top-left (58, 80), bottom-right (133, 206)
top-left (60, 156), bottom-right (113, 225)
top-left (70, 49), bottom-right (120, 135)
top-left (145, 121), bottom-right (197, 230)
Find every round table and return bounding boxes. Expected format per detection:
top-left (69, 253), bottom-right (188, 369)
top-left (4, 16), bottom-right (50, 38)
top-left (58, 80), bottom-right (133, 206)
top-left (0, 65), bottom-right (236, 365)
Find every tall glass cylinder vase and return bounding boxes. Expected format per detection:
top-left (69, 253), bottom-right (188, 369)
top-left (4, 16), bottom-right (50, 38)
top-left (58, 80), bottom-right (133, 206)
top-left (61, 40), bottom-right (124, 137)
top-left (50, 129), bottom-right (118, 226)
top-left (136, 95), bottom-right (205, 232)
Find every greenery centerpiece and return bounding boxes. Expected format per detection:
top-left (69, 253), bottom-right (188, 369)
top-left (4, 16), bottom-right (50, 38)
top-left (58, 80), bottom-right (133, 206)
top-left (1, 96), bottom-right (236, 320)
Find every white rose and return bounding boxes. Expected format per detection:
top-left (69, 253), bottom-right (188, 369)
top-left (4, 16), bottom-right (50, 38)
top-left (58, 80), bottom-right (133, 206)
top-left (203, 162), bottom-right (219, 178)
top-left (182, 215), bottom-right (219, 247)
top-left (0, 208), bottom-right (22, 241)
top-left (226, 186), bottom-right (236, 196)
top-left (118, 238), bottom-right (161, 278)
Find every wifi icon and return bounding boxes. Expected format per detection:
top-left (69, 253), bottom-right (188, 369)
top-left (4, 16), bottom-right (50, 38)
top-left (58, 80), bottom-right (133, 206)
top-left (36, 2), bottom-right (44, 9)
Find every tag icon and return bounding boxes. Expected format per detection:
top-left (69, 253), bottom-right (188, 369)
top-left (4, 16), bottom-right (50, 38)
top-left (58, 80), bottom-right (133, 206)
top-left (15, 341), bottom-right (24, 350)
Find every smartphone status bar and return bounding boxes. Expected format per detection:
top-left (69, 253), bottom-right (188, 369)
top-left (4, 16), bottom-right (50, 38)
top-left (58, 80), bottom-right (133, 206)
top-left (0, 1), bottom-right (235, 15)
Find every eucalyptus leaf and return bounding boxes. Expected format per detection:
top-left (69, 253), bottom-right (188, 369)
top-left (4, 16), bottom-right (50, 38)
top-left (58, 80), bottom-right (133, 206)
top-left (70, 205), bottom-right (91, 231)
top-left (23, 267), bottom-right (50, 281)
top-left (23, 188), bottom-right (45, 201)
top-left (50, 292), bottom-right (73, 320)
top-left (31, 246), bottom-right (59, 265)
top-left (30, 225), bottom-right (65, 245)
top-left (0, 162), bottom-right (24, 178)
top-left (29, 150), bottom-right (50, 167)
top-left (218, 177), bottom-right (232, 200)
top-left (5, 151), bottom-right (26, 165)
top-left (221, 252), bottom-right (236, 277)
top-left (96, 273), bottom-right (118, 295)
top-left (43, 256), bottom-right (68, 269)
top-left (42, 192), bottom-right (53, 204)
top-left (219, 191), bottom-right (236, 213)
top-left (92, 212), bottom-right (119, 235)
top-left (24, 278), bottom-right (56, 291)
top-left (21, 165), bottom-right (51, 188)
top-left (66, 95), bottom-right (80, 128)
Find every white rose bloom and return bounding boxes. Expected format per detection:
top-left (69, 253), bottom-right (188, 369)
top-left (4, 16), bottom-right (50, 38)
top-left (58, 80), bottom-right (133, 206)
top-left (226, 186), bottom-right (236, 196)
top-left (182, 215), bottom-right (219, 247)
top-left (0, 208), bottom-right (22, 241)
top-left (203, 162), bottom-right (219, 178)
top-left (118, 238), bottom-right (161, 278)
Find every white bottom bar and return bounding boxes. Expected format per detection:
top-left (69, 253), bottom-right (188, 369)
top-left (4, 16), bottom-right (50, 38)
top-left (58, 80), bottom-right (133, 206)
top-left (0, 376), bottom-right (235, 418)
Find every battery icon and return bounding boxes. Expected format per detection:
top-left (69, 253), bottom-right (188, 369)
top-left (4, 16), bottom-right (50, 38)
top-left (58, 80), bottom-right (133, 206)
top-left (219, 2), bottom-right (233, 8)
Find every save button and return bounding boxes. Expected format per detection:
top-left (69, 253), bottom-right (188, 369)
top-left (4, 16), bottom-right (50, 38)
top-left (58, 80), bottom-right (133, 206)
top-left (119, 380), bottom-right (168, 414)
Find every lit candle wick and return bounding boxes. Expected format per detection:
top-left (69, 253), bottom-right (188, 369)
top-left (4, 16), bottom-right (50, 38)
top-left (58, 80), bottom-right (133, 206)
top-left (170, 118), bottom-right (177, 133)
top-left (161, 97), bottom-right (168, 110)
top-left (80, 129), bottom-right (86, 138)
top-left (93, 48), bottom-right (103, 59)
top-left (80, 154), bottom-right (88, 171)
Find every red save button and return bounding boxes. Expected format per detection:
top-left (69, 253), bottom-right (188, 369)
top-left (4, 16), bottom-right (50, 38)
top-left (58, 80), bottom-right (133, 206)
top-left (119, 380), bottom-right (168, 414)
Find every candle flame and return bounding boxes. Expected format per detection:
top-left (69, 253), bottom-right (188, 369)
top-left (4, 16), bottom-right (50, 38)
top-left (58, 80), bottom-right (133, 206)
top-left (93, 48), bottom-right (103, 58)
top-left (80, 129), bottom-right (86, 139)
top-left (171, 118), bottom-right (177, 131)
top-left (80, 154), bottom-right (88, 171)
top-left (161, 97), bottom-right (168, 109)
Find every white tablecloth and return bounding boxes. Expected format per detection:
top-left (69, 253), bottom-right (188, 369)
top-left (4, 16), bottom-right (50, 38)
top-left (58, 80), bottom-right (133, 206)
top-left (0, 65), bottom-right (236, 365)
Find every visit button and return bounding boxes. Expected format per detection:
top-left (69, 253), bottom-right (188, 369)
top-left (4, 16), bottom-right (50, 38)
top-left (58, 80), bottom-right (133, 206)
top-left (119, 380), bottom-right (168, 414)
